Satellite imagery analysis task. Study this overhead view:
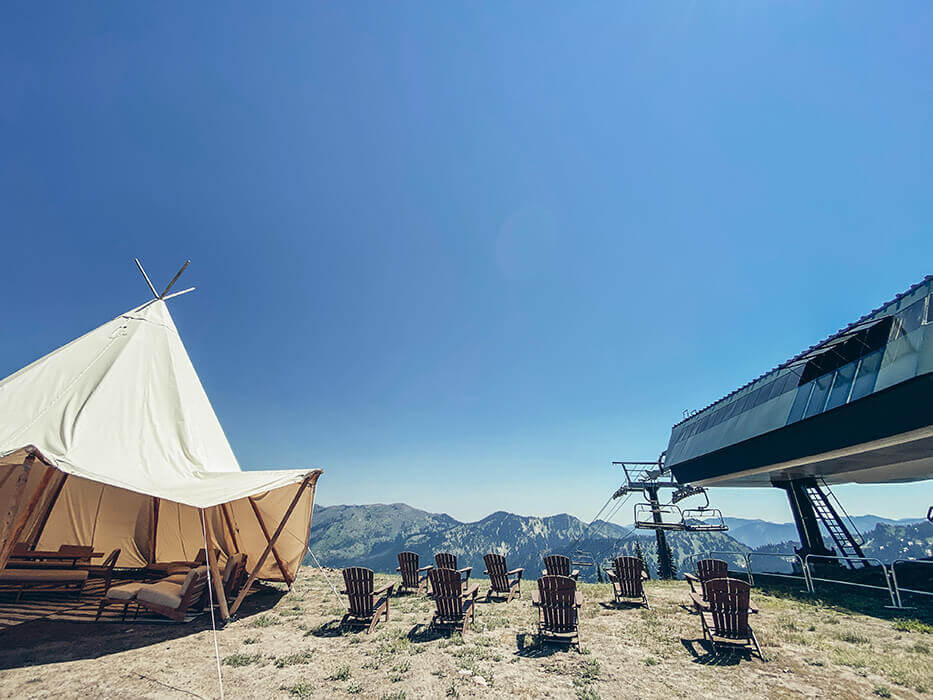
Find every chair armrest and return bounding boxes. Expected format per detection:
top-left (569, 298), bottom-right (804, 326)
top-left (531, 590), bottom-right (541, 606)
top-left (571, 569), bottom-right (580, 580)
top-left (748, 601), bottom-right (759, 614)
top-left (457, 567), bottom-right (472, 578)
top-left (465, 583), bottom-right (480, 599)
top-left (574, 591), bottom-right (583, 607)
top-left (689, 593), bottom-right (708, 610)
top-left (374, 583), bottom-right (394, 597)
top-left (483, 570), bottom-right (488, 575)
top-left (606, 570), bottom-right (618, 581)
top-left (396, 567), bottom-right (401, 572)
top-left (684, 572), bottom-right (699, 583)
top-left (642, 570), bottom-right (649, 580)
top-left (417, 565), bottom-right (433, 572)
top-left (507, 568), bottom-right (523, 577)
top-left (541, 569), bottom-right (548, 577)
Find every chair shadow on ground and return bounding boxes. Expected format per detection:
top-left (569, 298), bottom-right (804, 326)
top-left (406, 623), bottom-right (446, 644)
top-left (0, 584), bottom-right (286, 671)
top-left (306, 618), bottom-right (344, 638)
top-left (597, 600), bottom-right (647, 611)
top-left (513, 632), bottom-right (572, 658)
top-left (680, 638), bottom-right (751, 666)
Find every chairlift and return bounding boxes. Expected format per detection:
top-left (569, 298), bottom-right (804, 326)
top-left (572, 549), bottom-right (596, 567)
top-left (634, 502), bottom-right (686, 530)
top-left (671, 483), bottom-right (707, 505)
top-left (681, 506), bottom-right (728, 532)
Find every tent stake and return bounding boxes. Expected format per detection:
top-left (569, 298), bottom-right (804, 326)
top-left (229, 477), bottom-right (310, 616)
top-left (248, 496), bottom-right (293, 586)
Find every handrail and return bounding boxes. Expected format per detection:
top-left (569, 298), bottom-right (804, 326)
top-left (817, 477), bottom-right (864, 546)
top-left (803, 554), bottom-right (897, 607)
top-left (889, 559), bottom-right (933, 607)
top-left (746, 552), bottom-right (811, 591)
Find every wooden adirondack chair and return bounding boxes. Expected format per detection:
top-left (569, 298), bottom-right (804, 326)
top-left (340, 567), bottom-right (394, 634)
top-left (605, 556), bottom-right (649, 608)
top-left (483, 553), bottom-right (523, 603)
top-left (396, 551), bottom-right (431, 594)
top-left (685, 558), bottom-right (728, 600)
top-left (428, 566), bottom-right (479, 635)
top-left (532, 575), bottom-right (583, 651)
top-left (698, 578), bottom-right (763, 659)
top-left (435, 552), bottom-right (472, 589)
top-left (542, 554), bottom-right (579, 581)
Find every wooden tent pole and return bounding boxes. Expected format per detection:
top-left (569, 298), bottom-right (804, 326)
top-left (28, 472), bottom-right (68, 549)
top-left (229, 477), bottom-right (310, 616)
top-left (247, 496), bottom-right (293, 586)
top-left (149, 497), bottom-right (160, 564)
top-left (202, 509), bottom-right (230, 622)
top-left (0, 456), bottom-right (54, 573)
top-left (220, 503), bottom-right (240, 553)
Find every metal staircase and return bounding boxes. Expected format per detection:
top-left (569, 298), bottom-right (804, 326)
top-left (804, 479), bottom-right (865, 567)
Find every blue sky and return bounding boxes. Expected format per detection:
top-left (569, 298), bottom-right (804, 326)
top-left (1, 3), bottom-right (931, 523)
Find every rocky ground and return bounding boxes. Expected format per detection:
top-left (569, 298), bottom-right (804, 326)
top-left (0, 568), bottom-right (930, 699)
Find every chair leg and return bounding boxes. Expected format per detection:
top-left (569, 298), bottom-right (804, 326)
top-left (750, 630), bottom-right (764, 660)
top-left (95, 599), bottom-right (109, 622)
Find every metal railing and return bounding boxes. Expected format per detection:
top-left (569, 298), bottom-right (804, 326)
top-left (889, 559), bottom-right (933, 608)
top-left (695, 551), bottom-right (930, 610)
top-left (748, 552), bottom-right (811, 591)
top-left (803, 554), bottom-right (898, 607)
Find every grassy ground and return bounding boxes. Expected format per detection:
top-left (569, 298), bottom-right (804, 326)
top-left (0, 568), bottom-right (931, 699)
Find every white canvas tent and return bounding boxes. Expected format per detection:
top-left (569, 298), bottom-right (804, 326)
top-left (0, 294), bottom-right (321, 619)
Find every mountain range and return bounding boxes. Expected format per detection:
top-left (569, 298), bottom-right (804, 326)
top-left (307, 503), bottom-right (931, 582)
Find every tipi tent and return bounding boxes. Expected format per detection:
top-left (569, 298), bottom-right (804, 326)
top-left (0, 295), bottom-right (321, 619)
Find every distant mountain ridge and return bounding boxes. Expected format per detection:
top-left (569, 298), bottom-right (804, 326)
top-left (308, 503), bottom-right (931, 580)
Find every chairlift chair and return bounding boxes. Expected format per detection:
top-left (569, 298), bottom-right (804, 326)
top-left (572, 549), bottom-right (595, 567)
top-left (682, 507), bottom-right (727, 532)
top-left (633, 502), bottom-right (686, 530)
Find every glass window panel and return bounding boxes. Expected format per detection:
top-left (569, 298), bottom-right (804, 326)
top-left (804, 372), bottom-right (833, 418)
top-left (850, 349), bottom-right (882, 401)
top-left (895, 297), bottom-right (926, 336)
top-left (825, 361), bottom-right (856, 411)
top-left (787, 382), bottom-right (814, 424)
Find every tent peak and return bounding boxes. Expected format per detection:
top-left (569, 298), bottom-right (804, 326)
top-left (134, 258), bottom-right (195, 301)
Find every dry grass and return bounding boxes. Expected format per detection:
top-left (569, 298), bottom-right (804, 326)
top-left (0, 568), bottom-right (930, 698)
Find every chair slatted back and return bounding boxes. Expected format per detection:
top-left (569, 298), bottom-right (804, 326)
top-left (696, 558), bottom-right (728, 582)
top-left (484, 553), bottom-right (510, 592)
top-left (537, 575), bottom-right (577, 633)
top-left (343, 567), bottom-right (375, 617)
top-left (397, 551), bottom-right (421, 588)
top-left (12, 542), bottom-right (29, 556)
top-left (429, 567), bottom-right (464, 620)
top-left (696, 559), bottom-right (729, 599)
top-left (612, 556), bottom-right (644, 598)
top-left (183, 567), bottom-right (210, 608)
top-left (435, 552), bottom-right (458, 570)
top-left (706, 578), bottom-right (751, 638)
top-left (543, 554), bottom-right (572, 577)
top-left (223, 553), bottom-right (247, 598)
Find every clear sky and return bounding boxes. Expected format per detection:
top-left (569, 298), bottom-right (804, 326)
top-left (2, 3), bottom-right (931, 524)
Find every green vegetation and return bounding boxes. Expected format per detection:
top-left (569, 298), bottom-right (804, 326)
top-left (222, 652), bottom-right (261, 667)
